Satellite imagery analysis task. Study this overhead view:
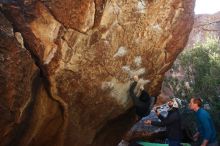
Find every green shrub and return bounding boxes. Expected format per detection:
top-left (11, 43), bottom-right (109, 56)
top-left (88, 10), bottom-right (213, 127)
top-left (164, 37), bottom-right (220, 142)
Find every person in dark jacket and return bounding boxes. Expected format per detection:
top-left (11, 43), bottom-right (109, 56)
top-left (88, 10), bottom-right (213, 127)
top-left (129, 75), bottom-right (155, 120)
top-left (144, 98), bottom-right (182, 146)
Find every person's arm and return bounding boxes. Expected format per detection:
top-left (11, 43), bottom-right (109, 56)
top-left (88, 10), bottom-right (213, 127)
top-left (129, 81), bottom-right (137, 99)
top-left (199, 114), bottom-right (212, 145)
top-left (201, 139), bottom-right (208, 146)
top-left (144, 120), bottom-right (165, 127)
top-left (193, 132), bottom-right (200, 141)
top-left (139, 90), bottom-right (150, 102)
top-left (146, 111), bottom-right (179, 127)
top-left (151, 120), bottom-right (165, 127)
top-left (150, 111), bottom-right (166, 127)
top-left (149, 112), bottom-right (166, 127)
top-left (129, 81), bottom-right (138, 103)
top-left (157, 114), bottom-right (165, 121)
top-left (158, 111), bottom-right (179, 126)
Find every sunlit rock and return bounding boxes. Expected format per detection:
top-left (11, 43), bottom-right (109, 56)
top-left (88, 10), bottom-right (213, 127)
top-left (0, 0), bottom-right (195, 145)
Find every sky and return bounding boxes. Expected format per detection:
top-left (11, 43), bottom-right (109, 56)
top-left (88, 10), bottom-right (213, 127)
top-left (195, 0), bottom-right (220, 14)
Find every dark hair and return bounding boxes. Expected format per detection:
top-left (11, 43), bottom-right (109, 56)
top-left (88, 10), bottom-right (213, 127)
top-left (191, 97), bottom-right (202, 107)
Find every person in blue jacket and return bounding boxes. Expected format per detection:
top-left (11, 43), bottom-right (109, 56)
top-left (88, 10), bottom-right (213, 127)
top-left (189, 97), bottom-right (218, 146)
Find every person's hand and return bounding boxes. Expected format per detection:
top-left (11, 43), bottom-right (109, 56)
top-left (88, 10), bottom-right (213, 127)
top-left (155, 109), bottom-right (160, 116)
top-left (200, 139), bottom-right (208, 146)
top-left (200, 142), bottom-right (207, 146)
top-left (144, 120), bottom-right (152, 125)
top-left (153, 107), bottom-right (157, 111)
top-left (153, 107), bottom-right (158, 111)
top-left (193, 132), bottom-right (199, 141)
top-left (133, 75), bottom-right (139, 82)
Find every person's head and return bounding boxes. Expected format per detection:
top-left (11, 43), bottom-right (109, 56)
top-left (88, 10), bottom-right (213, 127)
top-left (167, 98), bottom-right (179, 109)
top-left (189, 97), bottom-right (202, 111)
top-left (133, 75), bottom-right (139, 81)
top-left (167, 99), bottom-right (173, 108)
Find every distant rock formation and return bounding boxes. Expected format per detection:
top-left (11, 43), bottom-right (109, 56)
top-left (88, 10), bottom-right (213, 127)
top-left (161, 12), bottom-right (220, 99)
top-left (186, 11), bottom-right (220, 49)
top-left (0, 0), bottom-right (195, 146)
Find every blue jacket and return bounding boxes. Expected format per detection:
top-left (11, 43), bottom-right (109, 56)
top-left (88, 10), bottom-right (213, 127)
top-left (196, 108), bottom-right (217, 143)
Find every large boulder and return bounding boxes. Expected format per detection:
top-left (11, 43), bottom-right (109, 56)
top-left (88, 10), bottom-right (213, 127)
top-left (0, 0), bottom-right (195, 145)
top-left (0, 11), bottom-right (37, 146)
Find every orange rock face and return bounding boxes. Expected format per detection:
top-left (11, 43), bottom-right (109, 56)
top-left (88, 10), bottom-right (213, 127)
top-left (0, 0), bottom-right (195, 145)
top-left (0, 12), bottom-right (38, 146)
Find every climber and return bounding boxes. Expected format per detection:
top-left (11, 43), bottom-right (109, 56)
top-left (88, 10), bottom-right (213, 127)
top-left (129, 75), bottom-right (155, 121)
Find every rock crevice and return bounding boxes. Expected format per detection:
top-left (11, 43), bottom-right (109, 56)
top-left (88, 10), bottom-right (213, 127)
top-left (0, 0), bottom-right (195, 145)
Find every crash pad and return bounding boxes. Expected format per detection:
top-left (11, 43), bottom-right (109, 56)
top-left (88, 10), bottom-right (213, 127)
top-left (137, 141), bottom-right (191, 146)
